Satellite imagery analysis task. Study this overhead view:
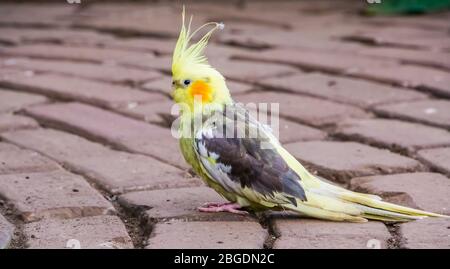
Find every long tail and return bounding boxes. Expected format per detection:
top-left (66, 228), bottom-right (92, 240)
top-left (284, 176), bottom-right (448, 223)
top-left (275, 138), bottom-right (448, 222)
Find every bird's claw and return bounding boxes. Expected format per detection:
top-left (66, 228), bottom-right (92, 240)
top-left (198, 202), bottom-right (248, 215)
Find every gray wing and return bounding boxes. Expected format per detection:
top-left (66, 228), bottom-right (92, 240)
top-left (194, 103), bottom-right (307, 206)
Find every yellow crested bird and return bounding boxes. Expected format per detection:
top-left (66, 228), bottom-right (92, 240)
top-left (171, 10), bottom-right (447, 222)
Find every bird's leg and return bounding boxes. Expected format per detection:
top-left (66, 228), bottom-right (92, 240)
top-left (197, 202), bottom-right (248, 215)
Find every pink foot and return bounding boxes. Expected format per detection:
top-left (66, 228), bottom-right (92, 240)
top-left (197, 202), bottom-right (248, 215)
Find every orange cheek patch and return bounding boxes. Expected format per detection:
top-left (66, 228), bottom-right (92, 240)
top-left (189, 80), bottom-right (213, 103)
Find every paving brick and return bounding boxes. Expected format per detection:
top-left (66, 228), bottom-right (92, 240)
top-left (0, 68), bottom-right (31, 80)
top-left (105, 37), bottom-right (176, 54)
top-left (74, 6), bottom-right (184, 38)
top-left (368, 16), bottom-right (450, 32)
top-left (146, 220), bottom-right (267, 249)
top-left (0, 114), bottom-right (39, 133)
top-left (0, 213), bottom-right (14, 249)
top-left (3, 57), bottom-right (162, 84)
top-left (0, 142), bottom-right (61, 175)
top-left (119, 187), bottom-right (254, 222)
top-left (126, 56), bottom-right (171, 73)
top-left (115, 100), bottom-right (174, 126)
top-left (205, 44), bottom-right (258, 60)
top-left (350, 173), bottom-right (450, 215)
top-left (1, 128), bottom-right (201, 194)
top-left (235, 48), bottom-right (398, 75)
top-left (277, 118), bottom-right (327, 143)
top-left (220, 30), bottom-right (367, 51)
top-left (285, 141), bottom-right (423, 183)
top-left (0, 27), bottom-right (114, 46)
top-left (0, 73), bottom-right (165, 109)
top-left (344, 27), bottom-right (450, 51)
top-left (0, 4), bottom-right (75, 28)
top-left (417, 147), bottom-right (450, 177)
top-left (0, 44), bottom-right (156, 65)
top-left (355, 65), bottom-right (450, 98)
top-left (227, 81), bottom-right (256, 95)
top-left (335, 119), bottom-right (450, 154)
top-left (258, 73), bottom-right (427, 108)
top-left (357, 47), bottom-right (450, 71)
top-left (210, 59), bottom-right (298, 83)
top-left (400, 218), bottom-right (450, 249)
top-left (141, 76), bottom-right (173, 96)
top-left (374, 100), bottom-right (450, 130)
top-left (235, 92), bottom-right (369, 127)
top-left (273, 219), bottom-right (390, 249)
top-left (0, 88), bottom-right (47, 113)
top-left (24, 102), bottom-right (188, 169)
top-left (0, 170), bottom-right (114, 223)
top-left (237, 50), bottom-right (450, 97)
top-left (23, 215), bottom-right (133, 249)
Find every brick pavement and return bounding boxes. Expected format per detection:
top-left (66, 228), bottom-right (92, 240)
top-left (0, 1), bottom-right (449, 249)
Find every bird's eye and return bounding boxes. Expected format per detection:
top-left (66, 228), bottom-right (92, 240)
top-left (172, 81), bottom-right (176, 86)
top-left (183, 79), bottom-right (191, 86)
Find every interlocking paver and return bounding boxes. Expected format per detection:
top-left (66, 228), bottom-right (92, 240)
top-left (0, 4), bottom-right (75, 27)
top-left (356, 47), bottom-right (450, 71)
top-left (219, 30), bottom-right (363, 51)
top-left (335, 118), bottom-right (450, 154)
top-left (277, 118), bottom-right (327, 143)
top-left (0, 142), bottom-right (61, 175)
top-left (0, 27), bottom-right (115, 46)
top-left (0, 170), bottom-right (114, 222)
top-left (74, 6), bottom-right (185, 38)
top-left (1, 128), bottom-right (201, 194)
top-left (146, 220), bottom-right (267, 249)
top-left (0, 114), bottom-right (39, 133)
top-left (285, 141), bottom-right (423, 183)
top-left (24, 102), bottom-right (188, 169)
top-left (236, 92), bottom-right (368, 127)
top-left (0, 73), bottom-right (165, 109)
top-left (235, 48), bottom-right (398, 75)
top-left (126, 56), bottom-right (171, 72)
top-left (3, 57), bottom-right (162, 84)
top-left (210, 58), bottom-right (298, 83)
top-left (374, 100), bottom-right (450, 130)
top-left (400, 218), bottom-right (450, 249)
top-left (0, 88), bottom-right (47, 113)
top-left (355, 65), bottom-right (450, 98)
top-left (119, 187), bottom-right (254, 222)
top-left (23, 215), bottom-right (133, 249)
top-left (0, 68), bottom-right (31, 80)
top-left (0, 44), bottom-right (156, 65)
top-left (344, 27), bottom-right (450, 51)
top-left (350, 173), bottom-right (450, 215)
top-left (0, 214), bottom-right (14, 249)
top-left (273, 219), bottom-right (390, 249)
top-left (417, 147), bottom-right (450, 177)
top-left (237, 50), bottom-right (450, 97)
top-left (114, 100), bottom-right (175, 126)
top-left (258, 73), bottom-right (427, 108)
top-left (99, 37), bottom-right (175, 54)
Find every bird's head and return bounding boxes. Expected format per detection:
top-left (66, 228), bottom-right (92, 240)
top-left (171, 9), bottom-right (231, 114)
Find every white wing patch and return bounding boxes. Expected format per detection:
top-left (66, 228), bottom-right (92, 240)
top-left (194, 127), bottom-right (243, 195)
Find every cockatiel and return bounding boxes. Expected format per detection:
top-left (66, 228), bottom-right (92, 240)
top-left (170, 10), bottom-right (447, 222)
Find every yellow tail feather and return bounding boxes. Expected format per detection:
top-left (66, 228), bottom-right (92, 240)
top-left (287, 175), bottom-right (448, 222)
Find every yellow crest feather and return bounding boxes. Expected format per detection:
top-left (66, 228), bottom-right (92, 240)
top-left (172, 7), bottom-right (224, 78)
